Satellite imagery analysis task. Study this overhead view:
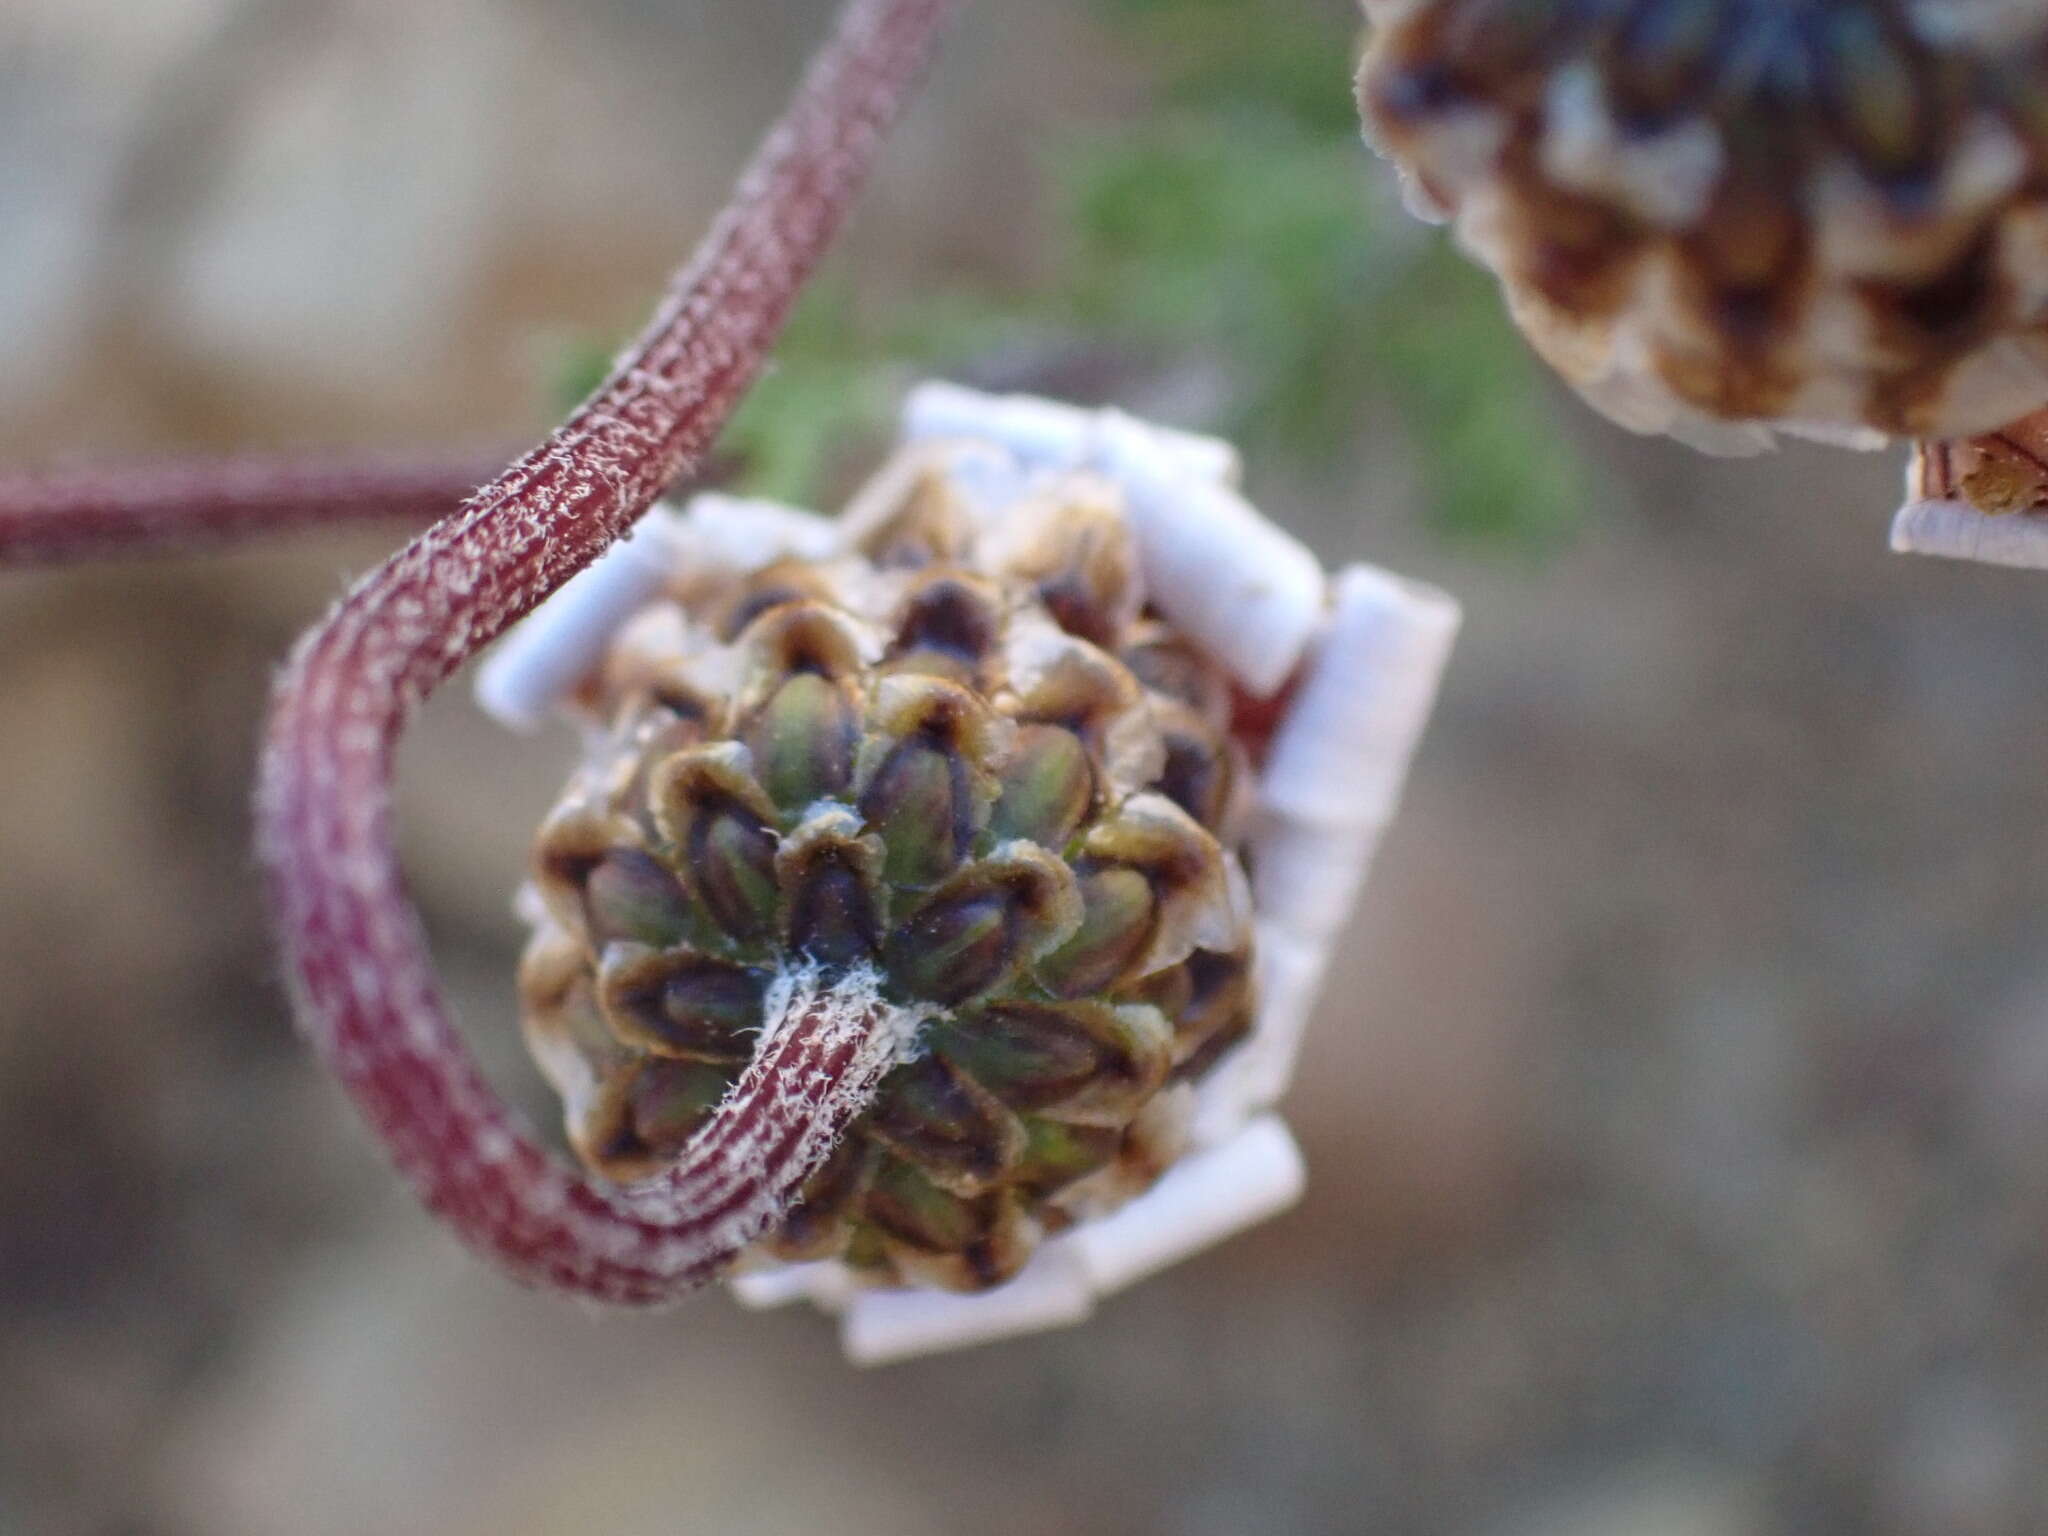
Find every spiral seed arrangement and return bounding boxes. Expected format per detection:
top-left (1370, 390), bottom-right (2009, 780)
top-left (517, 453), bottom-right (1258, 1296)
top-left (479, 385), bottom-right (1458, 1361)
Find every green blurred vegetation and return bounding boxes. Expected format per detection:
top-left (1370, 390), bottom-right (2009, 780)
top-left (559, 0), bottom-right (1589, 544)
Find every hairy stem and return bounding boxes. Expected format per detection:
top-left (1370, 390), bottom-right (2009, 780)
top-left (0, 449), bottom-right (513, 567)
top-left (255, 0), bottom-right (960, 1303)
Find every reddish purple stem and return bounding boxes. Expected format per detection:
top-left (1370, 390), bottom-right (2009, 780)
top-left (255, 0), bottom-right (960, 1303)
top-left (0, 450), bottom-right (515, 567)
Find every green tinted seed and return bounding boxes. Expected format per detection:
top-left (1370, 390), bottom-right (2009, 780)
top-left (952, 1001), bottom-right (1171, 1125)
top-left (744, 671), bottom-right (857, 810)
top-left (1012, 1116), bottom-right (1123, 1198)
top-left (1037, 864), bottom-right (1158, 998)
top-left (990, 723), bottom-right (1094, 848)
top-left (867, 1052), bottom-right (1026, 1195)
top-left (598, 946), bottom-right (763, 1062)
top-left (625, 1057), bottom-right (733, 1155)
top-left (769, 1133), bottom-right (879, 1261)
top-left (581, 850), bottom-right (695, 949)
top-left (692, 806), bottom-right (781, 942)
top-left (861, 739), bottom-right (971, 886)
top-left (936, 1000), bottom-right (1123, 1113)
top-left (783, 845), bottom-right (883, 967)
top-left (884, 888), bottom-right (1011, 1005)
top-left (862, 1155), bottom-right (986, 1252)
top-left (841, 1224), bottom-right (892, 1274)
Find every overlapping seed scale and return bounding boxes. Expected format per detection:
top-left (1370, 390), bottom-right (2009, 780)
top-left (852, 460), bottom-right (979, 570)
top-left (852, 1159), bottom-right (1038, 1292)
top-left (520, 929), bottom-right (735, 1183)
top-left (982, 487), bottom-right (1142, 649)
top-left (854, 674), bottom-right (1007, 889)
top-left (879, 569), bottom-right (1005, 690)
top-left (711, 556), bottom-right (848, 642)
top-left (595, 943), bottom-right (767, 1062)
top-left (1038, 794), bottom-right (1245, 998)
top-left (930, 998), bottom-right (1174, 1127)
top-left (533, 805), bottom-right (699, 953)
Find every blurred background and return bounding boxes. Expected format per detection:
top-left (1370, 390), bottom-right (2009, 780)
top-left (8, 1), bottom-right (2048, 1532)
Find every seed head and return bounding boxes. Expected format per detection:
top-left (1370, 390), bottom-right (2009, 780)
top-left (1359, 0), bottom-right (2048, 447)
top-left (519, 453), bottom-right (1258, 1293)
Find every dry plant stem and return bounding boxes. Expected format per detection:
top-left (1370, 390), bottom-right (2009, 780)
top-left (255, 0), bottom-right (961, 1305)
top-left (0, 449), bottom-right (516, 567)
top-left (1912, 410), bottom-right (2048, 515)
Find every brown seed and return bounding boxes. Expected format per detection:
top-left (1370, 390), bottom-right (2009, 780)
top-left (1116, 958), bottom-right (1195, 1021)
top-left (521, 943), bottom-right (638, 1121)
top-left (936, 998), bottom-right (1172, 1126)
top-left (1151, 704), bottom-right (1240, 833)
top-left (1360, 0), bottom-right (2048, 440)
top-left (596, 943), bottom-right (765, 1062)
top-left (717, 558), bottom-right (838, 640)
top-left (651, 746), bottom-right (784, 942)
top-left (775, 808), bottom-right (887, 968)
top-left (855, 676), bottom-right (1002, 887)
top-left (1605, 0), bottom-right (1728, 129)
top-left (1011, 1116), bottom-right (1123, 1199)
top-left (767, 1132), bottom-right (879, 1261)
top-left (885, 571), bottom-right (1003, 686)
top-left (581, 849), bottom-right (697, 950)
top-left (1036, 863), bottom-right (1161, 999)
top-left (1169, 949), bottom-right (1257, 1078)
top-left (1003, 625), bottom-right (1148, 764)
top-left (989, 722), bottom-right (1096, 848)
top-left (532, 804), bottom-right (641, 942)
top-left (867, 1051), bottom-right (1028, 1195)
top-left (1811, 4), bottom-right (1943, 189)
top-left (1121, 625), bottom-right (1231, 727)
top-left (883, 847), bottom-right (1082, 1005)
top-left (849, 459), bottom-right (975, 569)
top-left (990, 493), bottom-right (1140, 648)
top-left (743, 670), bottom-right (860, 810)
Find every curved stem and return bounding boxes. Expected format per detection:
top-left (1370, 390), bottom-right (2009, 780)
top-left (0, 449), bottom-right (514, 567)
top-left (255, 0), bottom-right (960, 1303)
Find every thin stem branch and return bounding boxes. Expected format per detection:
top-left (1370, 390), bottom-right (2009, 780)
top-left (0, 449), bottom-right (514, 567)
top-left (255, 0), bottom-right (961, 1303)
